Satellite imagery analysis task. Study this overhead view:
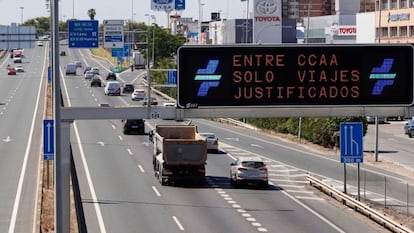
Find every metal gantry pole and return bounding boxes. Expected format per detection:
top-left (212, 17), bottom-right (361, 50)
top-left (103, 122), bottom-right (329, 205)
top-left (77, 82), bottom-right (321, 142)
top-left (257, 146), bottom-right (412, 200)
top-left (52, 0), bottom-right (70, 232)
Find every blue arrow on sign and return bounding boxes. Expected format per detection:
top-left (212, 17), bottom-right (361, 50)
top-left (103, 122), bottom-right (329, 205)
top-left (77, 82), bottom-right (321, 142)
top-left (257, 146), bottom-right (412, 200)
top-left (43, 119), bottom-right (55, 160)
top-left (340, 122), bottom-right (363, 163)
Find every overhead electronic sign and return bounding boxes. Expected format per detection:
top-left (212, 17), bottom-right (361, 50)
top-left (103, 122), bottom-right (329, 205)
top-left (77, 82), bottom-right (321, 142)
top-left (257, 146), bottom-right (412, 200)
top-left (177, 45), bottom-right (414, 109)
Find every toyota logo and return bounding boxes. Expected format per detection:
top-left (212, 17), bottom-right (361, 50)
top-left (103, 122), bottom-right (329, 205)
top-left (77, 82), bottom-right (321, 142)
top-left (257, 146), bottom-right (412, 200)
top-left (256, 0), bottom-right (278, 15)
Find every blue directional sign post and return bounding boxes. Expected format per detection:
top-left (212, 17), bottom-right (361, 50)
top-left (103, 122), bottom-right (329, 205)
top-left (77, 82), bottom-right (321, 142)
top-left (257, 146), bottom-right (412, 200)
top-left (340, 122), bottom-right (363, 163)
top-left (167, 70), bottom-right (177, 84)
top-left (68, 20), bottom-right (99, 48)
top-left (43, 119), bottom-right (55, 160)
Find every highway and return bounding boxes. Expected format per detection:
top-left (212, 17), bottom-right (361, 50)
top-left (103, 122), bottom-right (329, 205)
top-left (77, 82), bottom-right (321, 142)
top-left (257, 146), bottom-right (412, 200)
top-left (60, 48), bottom-right (391, 232)
top-left (0, 46), bottom-right (47, 233)
top-left (1, 45), bottom-right (407, 232)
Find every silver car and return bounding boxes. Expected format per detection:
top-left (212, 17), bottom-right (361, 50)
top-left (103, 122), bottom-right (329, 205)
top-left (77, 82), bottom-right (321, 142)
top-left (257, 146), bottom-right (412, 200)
top-left (199, 132), bottom-right (219, 153)
top-left (230, 157), bottom-right (268, 187)
top-left (84, 71), bottom-right (94, 80)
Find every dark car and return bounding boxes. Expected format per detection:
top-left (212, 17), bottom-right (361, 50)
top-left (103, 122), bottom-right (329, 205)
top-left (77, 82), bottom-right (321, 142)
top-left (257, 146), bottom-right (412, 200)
top-left (90, 77), bottom-right (102, 87)
top-left (123, 83), bottom-right (135, 93)
top-left (404, 120), bottom-right (414, 138)
top-left (106, 72), bottom-right (117, 80)
top-left (83, 66), bottom-right (91, 74)
top-left (122, 119), bottom-right (145, 135)
top-left (60, 51), bottom-right (66, 56)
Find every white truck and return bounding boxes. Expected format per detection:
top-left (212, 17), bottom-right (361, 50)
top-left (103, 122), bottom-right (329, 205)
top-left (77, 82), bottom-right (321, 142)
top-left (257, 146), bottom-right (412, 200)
top-left (132, 52), bottom-right (146, 69)
top-left (152, 125), bottom-right (207, 185)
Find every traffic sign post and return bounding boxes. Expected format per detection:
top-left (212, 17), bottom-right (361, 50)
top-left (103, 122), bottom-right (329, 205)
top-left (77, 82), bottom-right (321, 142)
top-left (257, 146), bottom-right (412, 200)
top-left (43, 119), bottom-right (55, 160)
top-left (68, 20), bottom-right (99, 48)
top-left (340, 122), bottom-right (363, 198)
top-left (177, 45), bottom-right (414, 108)
top-left (103, 20), bottom-right (124, 48)
top-left (167, 70), bottom-right (177, 84)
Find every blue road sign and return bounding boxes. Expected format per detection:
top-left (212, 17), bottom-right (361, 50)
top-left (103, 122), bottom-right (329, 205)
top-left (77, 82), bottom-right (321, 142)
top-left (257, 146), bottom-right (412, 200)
top-left (111, 44), bottom-right (130, 57)
top-left (340, 122), bottom-right (363, 163)
top-left (175, 0), bottom-right (185, 10)
top-left (167, 70), bottom-right (177, 84)
top-left (43, 119), bottom-right (55, 160)
top-left (68, 20), bottom-right (99, 48)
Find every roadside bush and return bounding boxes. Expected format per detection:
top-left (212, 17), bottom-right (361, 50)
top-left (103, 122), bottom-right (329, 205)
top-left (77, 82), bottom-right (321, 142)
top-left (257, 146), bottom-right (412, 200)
top-left (246, 117), bottom-right (367, 149)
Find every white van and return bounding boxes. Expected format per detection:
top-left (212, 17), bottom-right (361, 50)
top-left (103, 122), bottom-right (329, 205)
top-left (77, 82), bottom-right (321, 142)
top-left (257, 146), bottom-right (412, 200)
top-left (104, 81), bottom-right (121, 96)
top-left (65, 63), bottom-right (77, 75)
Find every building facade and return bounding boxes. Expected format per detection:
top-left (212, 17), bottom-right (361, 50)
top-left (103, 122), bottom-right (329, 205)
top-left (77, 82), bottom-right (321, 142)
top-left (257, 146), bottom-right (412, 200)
top-left (375, 0), bottom-right (414, 43)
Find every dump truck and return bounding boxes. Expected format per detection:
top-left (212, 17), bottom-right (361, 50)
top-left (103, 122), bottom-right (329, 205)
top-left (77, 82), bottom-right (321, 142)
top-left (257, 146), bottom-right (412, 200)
top-left (152, 125), bottom-right (207, 185)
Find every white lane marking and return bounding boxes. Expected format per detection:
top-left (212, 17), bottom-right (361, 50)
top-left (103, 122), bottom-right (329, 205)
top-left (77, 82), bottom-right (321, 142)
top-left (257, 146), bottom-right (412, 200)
top-left (118, 135), bottom-right (123, 141)
top-left (61, 58), bottom-right (107, 233)
top-left (251, 144), bottom-right (263, 148)
top-left (270, 179), bottom-right (308, 184)
top-left (127, 149), bottom-right (133, 155)
top-left (172, 216), bottom-right (185, 231)
top-left (137, 165), bottom-right (145, 173)
top-left (8, 47), bottom-right (46, 233)
top-left (295, 196), bottom-right (325, 201)
top-left (274, 184), bottom-right (304, 189)
top-left (3, 136), bottom-right (12, 142)
top-left (212, 180), bottom-right (268, 232)
top-left (285, 190), bottom-right (314, 194)
top-left (281, 190), bottom-right (345, 233)
top-left (223, 144), bottom-right (346, 233)
top-left (152, 186), bottom-right (161, 197)
top-left (111, 124), bottom-right (116, 130)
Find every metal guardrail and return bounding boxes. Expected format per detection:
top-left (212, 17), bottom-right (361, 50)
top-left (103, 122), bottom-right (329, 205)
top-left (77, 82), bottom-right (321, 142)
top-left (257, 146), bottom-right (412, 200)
top-left (307, 174), bottom-right (414, 233)
top-left (217, 118), bottom-right (258, 131)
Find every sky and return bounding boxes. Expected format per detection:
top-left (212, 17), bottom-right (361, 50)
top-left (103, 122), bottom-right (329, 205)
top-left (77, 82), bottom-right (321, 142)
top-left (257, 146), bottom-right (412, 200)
top-left (0, 0), bottom-right (251, 28)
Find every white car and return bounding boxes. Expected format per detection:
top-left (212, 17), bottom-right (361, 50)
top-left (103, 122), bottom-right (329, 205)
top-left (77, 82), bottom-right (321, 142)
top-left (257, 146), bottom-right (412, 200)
top-left (13, 56), bottom-right (22, 63)
top-left (131, 88), bottom-right (146, 101)
top-left (230, 156), bottom-right (268, 187)
top-left (91, 67), bottom-right (100, 75)
top-left (84, 71), bottom-right (94, 80)
top-left (199, 132), bottom-right (219, 153)
top-left (15, 65), bottom-right (24, 72)
top-left (36, 41), bottom-right (44, 46)
top-left (74, 61), bottom-right (82, 68)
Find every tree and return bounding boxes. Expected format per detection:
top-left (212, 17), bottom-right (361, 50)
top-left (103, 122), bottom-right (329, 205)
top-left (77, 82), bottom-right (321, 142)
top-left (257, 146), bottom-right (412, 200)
top-left (87, 8), bottom-right (96, 20)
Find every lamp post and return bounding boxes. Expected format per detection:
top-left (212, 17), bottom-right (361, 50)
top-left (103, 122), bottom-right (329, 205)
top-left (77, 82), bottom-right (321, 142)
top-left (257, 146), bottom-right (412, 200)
top-left (20, 6), bottom-right (24, 25)
top-left (145, 13), bottom-right (151, 26)
top-left (241, 0), bottom-right (249, 43)
top-left (198, 0), bottom-right (204, 44)
top-left (151, 15), bottom-right (156, 68)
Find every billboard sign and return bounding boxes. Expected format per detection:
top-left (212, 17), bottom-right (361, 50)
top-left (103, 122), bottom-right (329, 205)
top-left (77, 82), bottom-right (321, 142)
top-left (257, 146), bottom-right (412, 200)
top-left (177, 45), bottom-right (414, 108)
top-left (253, 0), bottom-right (282, 43)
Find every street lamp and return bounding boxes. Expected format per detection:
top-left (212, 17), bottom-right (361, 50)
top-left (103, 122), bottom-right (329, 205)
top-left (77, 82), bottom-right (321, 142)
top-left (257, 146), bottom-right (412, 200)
top-left (20, 6), bottom-right (24, 25)
top-left (151, 15), bottom-right (156, 68)
top-left (241, 0), bottom-right (249, 43)
top-left (198, 0), bottom-right (204, 44)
